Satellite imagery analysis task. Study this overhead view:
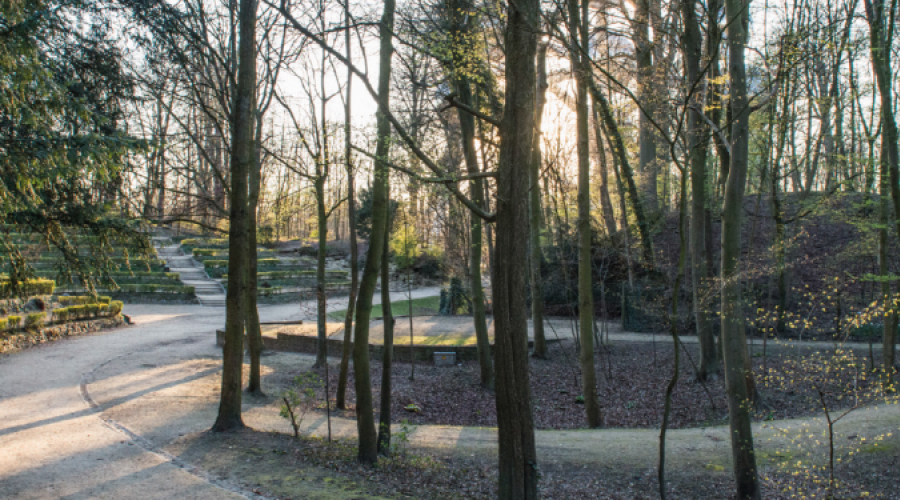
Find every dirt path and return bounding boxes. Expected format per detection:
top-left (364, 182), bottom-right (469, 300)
top-left (2, 296), bottom-right (898, 499)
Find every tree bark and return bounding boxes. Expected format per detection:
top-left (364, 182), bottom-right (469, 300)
top-left (720, 0), bottom-right (760, 496)
top-left (493, 0), bottom-right (540, 495)
top-left (377, 210), bottom-right (394, 455)
top-left (682, 0), bottom-right (718, 380)
top-left (315, 174), bottom-right (329, 368)
top-left (568, 0), bottom-right (601, 428)
top-left (634, 0), bottom-right (660, 214)
top-left (592, 104), bottom-right (618, 237)
top-left (336, 1), bottom-right (357, 411)
top-left (446, 0), bottom-right (494, 386)
top-left (212, 0), bottom-right (256, 433)
top-left (864, 0), bottom-right (900, 372)
top-left (530, 37), bottom-right (549, 359)
top-left (246, 106), bottom-right (264, 395)
top-left (351, 0), bottom-right (395, 463)
top-left (589, 82), bottom-right (655, 265)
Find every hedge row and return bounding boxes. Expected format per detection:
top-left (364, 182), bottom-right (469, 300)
top-left (223, 270), bottom-right (344, 280)
top-left (36, 271), bottom-right (180, 279)
top-left (53, 300), bottom-right (123, 322)
top-left (59, 295), bottom-right (112, 305)
top-left (191, 247), bottom-right (271, 257)
top-left (116, 284), bottom-right (195, 294)
top-left (181, 238), bottom-right (229, 248)
top-left (0, 279), bottom-right (55, 298)
top-left (0, 311), bottom-right (62, 331)
top-left (204, 258), bottom-right (282, 269)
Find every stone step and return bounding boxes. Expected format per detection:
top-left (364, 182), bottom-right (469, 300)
top-left (197, 294), bottom-right (227, 307)
top-left (184, 284), bottom-right (223, 292)
top-left (165, 257), bottom-right (195, 264)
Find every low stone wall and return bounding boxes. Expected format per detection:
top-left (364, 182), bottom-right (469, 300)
top-left (110, 292), bottom-right (198, 304)
top-left (1, 316), bottom-right (126, 354)
top-left (215, 329), bottom-right (485, 363)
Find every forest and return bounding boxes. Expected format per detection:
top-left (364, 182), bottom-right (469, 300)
top-left (2, 0), bottom-right (900, 497)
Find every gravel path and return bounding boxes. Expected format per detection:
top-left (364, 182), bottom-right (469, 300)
top-left (1, 292), bottom-right (898, 499)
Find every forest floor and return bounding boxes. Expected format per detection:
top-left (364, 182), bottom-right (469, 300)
top-left (2, 299), bottom-right (899, 499)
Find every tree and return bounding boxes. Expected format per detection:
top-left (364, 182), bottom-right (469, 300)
top-left (1, 0), bottom-right (150, 287)
top-left (681, 0), bottom-right (718, 380)
top-left (565, 0), bottom-right (601, 428)
top-left (350, 0), bottom-right (396, 463)
top-left (530, 36), bottom-right (549, 360)
top-left (720, 0), bottom-right (761, 495)
top-left (444, 0), bottom-right (494, 389)
top-left (336, 0), bottom-right (358, 410)
top-left (864, 0), bottom-right (900, 372)
top-left (492, 0), bottom-right (540, 494)
top-left (212, 0), bottom-right (257, 433)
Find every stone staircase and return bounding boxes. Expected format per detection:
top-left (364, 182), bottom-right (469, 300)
top-left (153, 234), bottom-right (226, 307)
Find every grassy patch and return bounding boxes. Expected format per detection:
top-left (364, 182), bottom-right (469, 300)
top-left (328, 295), bottom-right (440, 320)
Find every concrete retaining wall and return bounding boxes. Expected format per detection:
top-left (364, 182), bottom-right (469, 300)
top-left (216, 329), bottom-right (486, 363)
top-left (2, 316), bottom-right (126, 354)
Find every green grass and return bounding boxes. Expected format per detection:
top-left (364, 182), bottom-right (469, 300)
top-left (328, 295), bottom-right (440, 320)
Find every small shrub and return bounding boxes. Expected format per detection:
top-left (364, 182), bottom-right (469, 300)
top-left (0, 318), bottom-right (7, 331)
top-left (68, 305), bottom-right (86, 319)
top-left (7, 315), bottom-right (21, 329)
top-left (59, 296), bottom-right (92, 306)
top-left (0, 279), bottom-right (55, 299)
top-left (279, 372), bottom-right (322, 438)
top-left (108, 300), bottom-right (124, 316)
top-left (86, 304), bottom-right (99, 317)
top-left (98, 296), bottom-right (111, 304)
top-left (24, 312), bottom-right (46, 329)
top-left (54, 307), bottom-right (69, 322)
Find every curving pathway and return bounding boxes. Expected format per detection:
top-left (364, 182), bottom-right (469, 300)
top-left (1, 295), bottom-right (898, 499)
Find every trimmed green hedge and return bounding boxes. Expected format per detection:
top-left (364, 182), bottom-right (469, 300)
top-left (25, 312), bottom-right (46, 329)
top-left (53, 300), bottom-right (122, 322)
top-left (58, 295), bottom-right (111, 306)
top-left (116, 284), bottom-right (195, 294)
top-left (181, 238), bottom-right (229, 247)
top-left (205, 258), bottom-right (281, 269)
top-left (225, 270), bottom-right (344, 280)
top-left (0, 279), bottom-right (55, 298)
top-left (3, 315), bottom-right (21, 330)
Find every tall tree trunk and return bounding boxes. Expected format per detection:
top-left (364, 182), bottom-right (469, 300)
top-left (634, 0), bottom-right (660, 214)
top-left (682, 0), bottom-right (718, 380)
top-left (865, 0), bottom-right (900, 372)
top-left (493, 0), bottom-right (539, 494)
top-left (246, 107), bottom-right (264, 395)
top-left (337, 1), bottom-right (357, 410)
top-left (589, 82), bottom-right (655, 265)
top-left (592, 105), bottom-right (618, 236)
top-left (212, 0), bottom-right (256, 433)
top-left (568, 0), bottom-right (600, 428)
top-left (720, 0), bottom-right (760, 496)
top-left (351, 0), bottom-right (395, 463)
top-left (879, 164), bottom-right (897, 373)
top-left (446, 0), bottom-right (494, 386)
top-left (530, 37), bottom-right (549, 359)
top-left (315, 175), bottom-right (329, 368)
top-left (377, 210), bottom-right (394, 455)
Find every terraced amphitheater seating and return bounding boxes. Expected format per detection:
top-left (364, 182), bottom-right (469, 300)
top-left (153, 234), bottom-right (225, 307)
top-left (2, 228), bottom-right (195, 303)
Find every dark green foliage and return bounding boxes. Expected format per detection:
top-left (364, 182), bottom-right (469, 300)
top-left (24, 312), bottom-right (46, 329)
top-left (355, 187), bottom-right (398, 241)
top-left (0, 279), bottom-right (55, 298)
top-left (439, 277), bottom-right (470, 316)
top-left (115, 284), bottom-right (194, 294)
top-left (0, 1), bottom-right (150, 290)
